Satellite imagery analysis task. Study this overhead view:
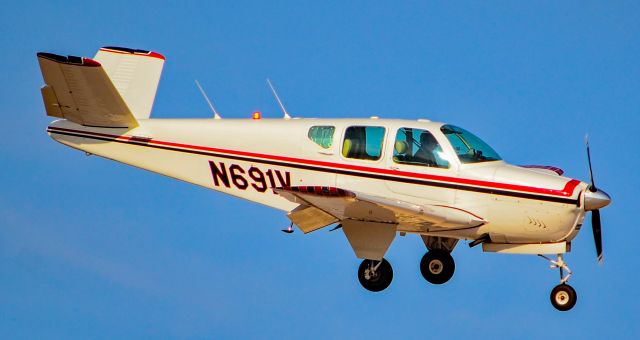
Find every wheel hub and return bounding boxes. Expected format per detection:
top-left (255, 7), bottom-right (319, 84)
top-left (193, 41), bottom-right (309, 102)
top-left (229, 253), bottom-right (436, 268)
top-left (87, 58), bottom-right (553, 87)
top-left (555, 291), bottom-right (569, 305)
top-left (364, 268), bottom-right (379, 281)
top-left (429, 259), bottom-right (443, 275)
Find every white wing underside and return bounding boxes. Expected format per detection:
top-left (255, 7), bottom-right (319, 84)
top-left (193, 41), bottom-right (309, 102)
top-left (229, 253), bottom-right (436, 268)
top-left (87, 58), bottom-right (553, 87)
top-left (275, 186), bottom-right (486, 234)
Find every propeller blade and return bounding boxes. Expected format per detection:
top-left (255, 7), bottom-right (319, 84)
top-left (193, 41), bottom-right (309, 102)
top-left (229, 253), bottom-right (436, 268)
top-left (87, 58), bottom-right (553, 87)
top-left (585, 135), bottom-right (597, 191)
top-left (592, 209), bottom-right (603, 264)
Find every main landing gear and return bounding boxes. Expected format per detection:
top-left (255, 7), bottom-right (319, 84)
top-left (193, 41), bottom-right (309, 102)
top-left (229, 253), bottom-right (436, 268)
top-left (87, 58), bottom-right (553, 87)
top-left (356, 251), bottom-right (457, 292)
top-left (356, 237), bottom-right (458, 292)
top-left (420, 250), bottom-right (455, 284)
top-left (358, 258), bottom-right (393, 292)
top-left (420, 236), bottom-right (457, 285)
top-left (540, 254), bottom-right (577, 311)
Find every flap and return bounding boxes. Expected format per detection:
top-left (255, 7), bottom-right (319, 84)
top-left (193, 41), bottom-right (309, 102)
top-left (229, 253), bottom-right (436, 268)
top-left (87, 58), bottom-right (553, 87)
top-left (287, 205), bottom-right (338, 234)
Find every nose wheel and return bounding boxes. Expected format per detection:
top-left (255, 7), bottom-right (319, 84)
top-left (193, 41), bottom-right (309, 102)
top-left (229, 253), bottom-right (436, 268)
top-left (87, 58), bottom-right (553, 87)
top-left (540, 254), bottom-right (578, 311)
top-left (357, 258), bottom-right (393, 292)
top-left (420, 250), bottom-right (455, 284)
top-left (550, 284), bottom-right (577, 311)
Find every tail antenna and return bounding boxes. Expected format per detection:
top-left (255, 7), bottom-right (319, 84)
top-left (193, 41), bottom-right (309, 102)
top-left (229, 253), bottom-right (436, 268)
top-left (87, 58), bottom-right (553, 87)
top-left (266, 78), bottom-right (291, 119)
top-left (282, 222), bottom-right (294, 234)
top-left (195, 80), bottom-right (222, 119)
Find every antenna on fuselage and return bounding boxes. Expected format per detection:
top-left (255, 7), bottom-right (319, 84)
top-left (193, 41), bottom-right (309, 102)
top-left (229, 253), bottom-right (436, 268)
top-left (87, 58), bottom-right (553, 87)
top-left (194, 80), bottom-right (222, 119)
top-left (282, 222), bottom-right (294, 234)
top-left (266, 78), bottom-right (291, 119)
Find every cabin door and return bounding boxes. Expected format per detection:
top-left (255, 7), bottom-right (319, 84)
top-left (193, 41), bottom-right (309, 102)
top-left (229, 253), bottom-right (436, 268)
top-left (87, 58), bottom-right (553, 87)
top-left (384, 126), bottom-right (456, 205)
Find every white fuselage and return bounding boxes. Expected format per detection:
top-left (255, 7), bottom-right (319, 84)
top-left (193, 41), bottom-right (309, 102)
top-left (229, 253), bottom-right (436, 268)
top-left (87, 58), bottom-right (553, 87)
top-left (47, 118), bottom-right (588, 245)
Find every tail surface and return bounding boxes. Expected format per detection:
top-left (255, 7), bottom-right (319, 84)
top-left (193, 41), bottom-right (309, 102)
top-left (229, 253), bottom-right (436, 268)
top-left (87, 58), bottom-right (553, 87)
top-left (37, 52), bottom-right (138, 128)
top-left (94, 46), bottom-right (165, 120)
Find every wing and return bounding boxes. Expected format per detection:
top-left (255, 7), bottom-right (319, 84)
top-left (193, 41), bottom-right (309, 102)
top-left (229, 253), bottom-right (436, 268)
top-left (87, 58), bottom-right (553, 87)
top-left (275, 186), bottom-right (487, 233)
top-left (37, 52), bottom-right (138, 128)
top-left (275, 186), bottom-right (486, 260)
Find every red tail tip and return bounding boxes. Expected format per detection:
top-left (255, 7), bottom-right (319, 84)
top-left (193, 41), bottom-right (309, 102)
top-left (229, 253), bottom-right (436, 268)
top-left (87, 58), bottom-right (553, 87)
top-left (82, 57), bottom-right (101, 67)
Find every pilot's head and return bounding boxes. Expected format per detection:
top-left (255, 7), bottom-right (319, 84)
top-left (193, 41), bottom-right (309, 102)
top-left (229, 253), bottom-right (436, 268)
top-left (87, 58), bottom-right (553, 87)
top-left (420, 133), bottom-right (437, 150)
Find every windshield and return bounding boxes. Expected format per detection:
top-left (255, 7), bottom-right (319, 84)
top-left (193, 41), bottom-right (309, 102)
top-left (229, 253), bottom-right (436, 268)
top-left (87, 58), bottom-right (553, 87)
top-left (440, 125), bottom-right (501, 163)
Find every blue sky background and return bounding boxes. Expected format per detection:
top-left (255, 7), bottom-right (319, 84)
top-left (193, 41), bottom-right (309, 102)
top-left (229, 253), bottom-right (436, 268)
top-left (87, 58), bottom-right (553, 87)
top-left (1, 1), bottom-right (639, 338)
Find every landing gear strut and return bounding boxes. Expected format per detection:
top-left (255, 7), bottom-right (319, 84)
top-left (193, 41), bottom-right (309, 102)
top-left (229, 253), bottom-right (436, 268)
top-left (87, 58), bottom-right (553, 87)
top-left (357, 258), bottom-right (393, 292)
top-left (540, 254), bottom-right (578, 311)
top-left (420, 250), bottom-right (455, 284)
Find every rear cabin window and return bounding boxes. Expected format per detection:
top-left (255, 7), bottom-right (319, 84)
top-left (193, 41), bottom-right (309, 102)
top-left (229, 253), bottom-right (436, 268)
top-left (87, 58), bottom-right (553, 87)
top-left (308, 126), bottom-right (335, 149)
top-left (342, 126), bottom-right (385, 160)
top-left (393, 127), bottom-right (449, 168)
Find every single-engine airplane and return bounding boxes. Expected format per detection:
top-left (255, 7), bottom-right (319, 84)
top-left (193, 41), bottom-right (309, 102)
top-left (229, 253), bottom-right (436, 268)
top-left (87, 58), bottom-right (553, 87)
top-left (36, 47), bottom-right (611, 311)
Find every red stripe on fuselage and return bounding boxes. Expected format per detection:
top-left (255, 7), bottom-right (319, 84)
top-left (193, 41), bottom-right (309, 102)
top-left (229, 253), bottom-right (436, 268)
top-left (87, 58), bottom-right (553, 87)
top-left (47, 126), bottom-right (581, 198)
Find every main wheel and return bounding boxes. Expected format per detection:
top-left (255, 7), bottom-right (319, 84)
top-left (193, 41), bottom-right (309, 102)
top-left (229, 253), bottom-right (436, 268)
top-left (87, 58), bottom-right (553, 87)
top-left (357, 258), bottom-right (393, 292)
top-left (420, 250), bottom-right (455, 284)
top-left (550, 284), bottom-right (577, 311)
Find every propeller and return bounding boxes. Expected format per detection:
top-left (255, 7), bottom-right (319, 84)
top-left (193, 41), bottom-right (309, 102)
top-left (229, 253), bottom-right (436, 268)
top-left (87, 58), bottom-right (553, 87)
top-left (585, 135), bottom-right (603, 264)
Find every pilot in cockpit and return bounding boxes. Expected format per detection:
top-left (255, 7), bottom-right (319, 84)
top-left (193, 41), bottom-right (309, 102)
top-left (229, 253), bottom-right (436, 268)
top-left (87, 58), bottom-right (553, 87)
top-left (414, 132), bottom-right (439, 166)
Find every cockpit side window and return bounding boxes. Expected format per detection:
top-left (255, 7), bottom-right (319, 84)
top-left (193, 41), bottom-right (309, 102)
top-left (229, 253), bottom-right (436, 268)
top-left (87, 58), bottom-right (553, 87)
top-left (393, 127), bottom-right (450, 168)
top-left (308, 126), bottom-right (335, 149)
top-left (342, 126), bottom-right (385, 160)
top-left (440, 124), bottom-right (501, 163)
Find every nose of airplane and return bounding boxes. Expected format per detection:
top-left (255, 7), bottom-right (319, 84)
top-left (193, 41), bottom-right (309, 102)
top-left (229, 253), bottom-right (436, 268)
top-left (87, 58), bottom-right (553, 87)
top-left (584, 188), bottom-right (611, 211)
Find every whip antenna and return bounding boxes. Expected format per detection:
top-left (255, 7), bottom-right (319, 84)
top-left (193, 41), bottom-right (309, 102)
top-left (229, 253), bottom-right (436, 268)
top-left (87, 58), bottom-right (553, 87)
top-left (266, 78), bottom-right (291, 119)
top-left (195, 80), bottom-right (221, 119)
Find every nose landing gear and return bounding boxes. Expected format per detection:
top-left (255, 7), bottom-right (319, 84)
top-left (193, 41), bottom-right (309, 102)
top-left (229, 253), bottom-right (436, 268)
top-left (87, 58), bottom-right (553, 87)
top-left (550, 284), bottom-right (577, 311)
top-left (540, 254), bottom-right (578, 311)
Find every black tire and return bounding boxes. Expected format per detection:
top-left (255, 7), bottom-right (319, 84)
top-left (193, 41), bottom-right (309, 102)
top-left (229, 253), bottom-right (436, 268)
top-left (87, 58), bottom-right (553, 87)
top-left (357, 258), bottom-right (393, 292)
top-left (420, 250), bottom-right (455, 285)
top-left (550, 284), bottom-right (577, 311)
